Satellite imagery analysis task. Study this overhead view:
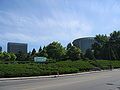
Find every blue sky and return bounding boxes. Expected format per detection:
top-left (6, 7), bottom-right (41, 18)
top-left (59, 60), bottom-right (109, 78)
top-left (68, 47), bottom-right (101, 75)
top-left (0, 0), bottom-right (120, 52)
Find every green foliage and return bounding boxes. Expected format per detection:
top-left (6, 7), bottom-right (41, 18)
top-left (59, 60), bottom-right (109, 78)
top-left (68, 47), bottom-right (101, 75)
top-left (0, 60), bottom-right (94, 78)
top-left (95, 34), bottom-right (109, 44)
top-left (26, 52), bottom-right (33, 61)
top-left (67, 46), bottom-right (81, 60)
top-left (92, 34), bottom-right (109, 59)
top-left (110, 31), bottom-right (120, 42)
top-left (109, 31), bottom-right (120, 60)
top-left (1, 59), bottom-right (120, 77)
top-left (16, 51), bottom-right (27, 61)
top-left (92, 31), bottom-right (120, 60)
top-left (3, 52), bottom-right (11, 61)
top-left (38, 46), bottom-right (42, 52)
top-left (9, 53), bottom-right (17, 61)
top-left (89, 60), bottom-right (120, 69)
top-left (31, 48), bottom-right (36, 56)
top-left (0, 52), bottom-right (16, 61)
top-left (0, 52), bottom-right (4, 60)
top-left (67, 43), bottom-right (72, 50)
top-left (36, 47), bottom-right (48, 57)
top-left (45, 41), bottom-right (66, 60)
top-left (84, 49), bottom-right (95, 60)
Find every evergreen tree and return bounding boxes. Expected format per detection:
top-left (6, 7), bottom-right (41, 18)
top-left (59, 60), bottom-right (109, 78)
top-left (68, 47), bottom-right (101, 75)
top-left (31, 48), bottom-right (36, 56)
top-left (16, 51), bottom-right (27, 61)
top-left (84, 49), bottom-right (95, 60)
top-left (67, 43), bottom-right (72, 50)
top-left (45, 42), bottom-right (65, 60)
top-left (38, 46), bottom-right (42, 53)
top-left (67, 46), bottom-right (81, 60)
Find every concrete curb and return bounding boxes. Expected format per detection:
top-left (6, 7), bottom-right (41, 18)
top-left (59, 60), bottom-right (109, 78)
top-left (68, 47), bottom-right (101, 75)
top-left (0, 70), bottom-right (110, 81)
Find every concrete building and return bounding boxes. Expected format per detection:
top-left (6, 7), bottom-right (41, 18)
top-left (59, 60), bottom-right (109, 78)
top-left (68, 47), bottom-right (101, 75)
top-left (7, 42), bottom-right (27, 54)
top-left (0, 46), bottom-right (2, 52)
top-left (72, 37), bottom-right (95, 53)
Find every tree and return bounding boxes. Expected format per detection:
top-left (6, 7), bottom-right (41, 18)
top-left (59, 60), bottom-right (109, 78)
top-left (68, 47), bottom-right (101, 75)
top-left (100, 42), bottom-right (111, 60)
top-left (67, 43), bottom-right (72, 50)
top-left (31, 48), bottom-right (36, 56)
top-left (39, 49), bottom-right (48, 57)
top-left (109, 31), bottom-right (120, 60)
top-left (3, 52), bottom-right (11, 61)
top-left (67, 46), bottom-right (81, 60)
top-left (92, 31), bottom-right (120, 60)
top-left (45, 42), bottom-right (65, 60)
top-left (92, 42), bottom-right (101, 59)
top-left (84, 49), bottom-right (95, 60)
top-left (110, 31), bottom-right (120, 42)
top-left (9, 53), bottom-right (16, 61)
top-left (16, 51), bottom-right (27, 61)
top-left (0, 52), bottom-right (4, 61)
top-left (0, 52), bottom-right (16, 61)
top-left (36, 48), bottom-right (48, 57)
top-left (92, 34), bottom-right (109, 59)
top-left (26, 52), bottom-right (33, 61)
top-left (94, 34), bottom-right (108, 45)
top-left (38, 46), bottom-right (42, 53)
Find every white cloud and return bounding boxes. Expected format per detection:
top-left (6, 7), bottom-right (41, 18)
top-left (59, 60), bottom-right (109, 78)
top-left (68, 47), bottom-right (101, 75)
top-left (0, 10), bottom-right (93, 47)
top-left (30, 11), bottom-right (93, 40)
top-left (0, 32), bottom-right (37, 43)
top-left (1, 0), bottom-right (120, 51)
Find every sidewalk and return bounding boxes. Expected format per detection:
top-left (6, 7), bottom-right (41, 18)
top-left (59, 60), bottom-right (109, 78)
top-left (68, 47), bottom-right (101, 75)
top-left (0, 70), bottom-right (110, 81)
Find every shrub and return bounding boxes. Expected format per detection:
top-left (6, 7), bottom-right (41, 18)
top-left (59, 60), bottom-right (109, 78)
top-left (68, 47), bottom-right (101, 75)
top-left (0, 60), bottom-right (94, 78)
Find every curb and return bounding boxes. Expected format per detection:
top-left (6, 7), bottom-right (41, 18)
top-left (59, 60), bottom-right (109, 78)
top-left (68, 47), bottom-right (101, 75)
top-left (0, 70), bottom-right (110, 81)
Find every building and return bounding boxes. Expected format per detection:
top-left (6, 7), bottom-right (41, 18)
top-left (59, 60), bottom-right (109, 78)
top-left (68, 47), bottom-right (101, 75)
top-left (7, 42), bottom-right (27, 54)
top-left (0, 46), bottom-right (2, 52)
top-left (72, 37), bottom-right (95, 53)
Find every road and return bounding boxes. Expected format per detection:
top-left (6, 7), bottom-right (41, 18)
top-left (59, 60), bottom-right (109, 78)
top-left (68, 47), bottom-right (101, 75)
top-left (0, 70), bottom-right (120, 90)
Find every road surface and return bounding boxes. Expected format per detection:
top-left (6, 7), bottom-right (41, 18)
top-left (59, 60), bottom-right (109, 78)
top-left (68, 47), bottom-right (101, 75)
top-left (0, 70), bottom-right (120, 90)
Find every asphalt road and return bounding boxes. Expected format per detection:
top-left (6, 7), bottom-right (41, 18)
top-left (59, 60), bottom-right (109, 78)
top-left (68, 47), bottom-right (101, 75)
top-left (0, 70), bottom-right (120, 90)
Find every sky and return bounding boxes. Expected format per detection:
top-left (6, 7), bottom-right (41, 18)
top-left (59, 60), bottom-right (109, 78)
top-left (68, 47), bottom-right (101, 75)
top-left (0, 0), bottom-right (120, 52)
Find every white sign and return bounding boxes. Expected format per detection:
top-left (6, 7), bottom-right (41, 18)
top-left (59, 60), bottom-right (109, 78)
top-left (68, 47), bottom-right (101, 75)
top-left (34, 57), bottom-right (47, 63)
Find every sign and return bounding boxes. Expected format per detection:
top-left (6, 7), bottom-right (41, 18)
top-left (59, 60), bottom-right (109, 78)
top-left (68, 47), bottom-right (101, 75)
top-left (34, 57), bottom-right (47, 63)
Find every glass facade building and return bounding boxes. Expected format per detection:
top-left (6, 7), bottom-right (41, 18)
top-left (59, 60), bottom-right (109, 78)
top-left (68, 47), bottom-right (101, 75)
top-left (7, 42), bottom-right (27, 54)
